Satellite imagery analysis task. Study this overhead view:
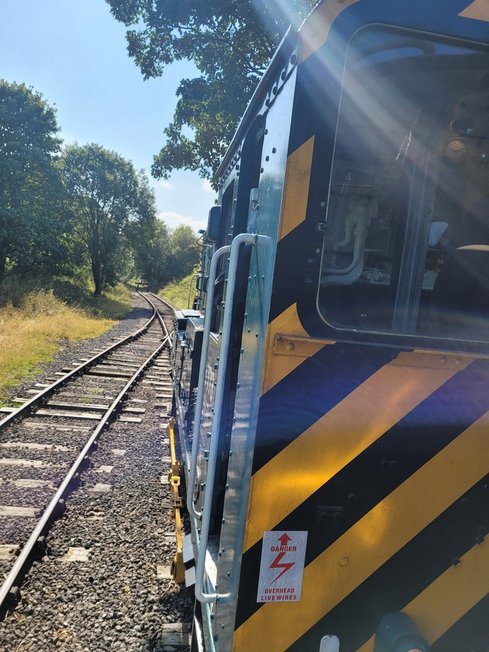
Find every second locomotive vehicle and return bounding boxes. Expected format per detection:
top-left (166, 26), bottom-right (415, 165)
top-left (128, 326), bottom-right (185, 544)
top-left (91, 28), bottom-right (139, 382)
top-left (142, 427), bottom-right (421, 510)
top-left (171, 1), bottom-right (489, 650)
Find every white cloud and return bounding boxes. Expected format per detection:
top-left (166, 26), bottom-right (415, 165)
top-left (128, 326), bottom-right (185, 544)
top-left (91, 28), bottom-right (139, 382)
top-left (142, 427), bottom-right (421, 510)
top-left (158, 210), bottom-right (206, 231)
top-left (158, 179), bottom-right (173, 190)
top-left (202, 179), bottom-right (215, 194)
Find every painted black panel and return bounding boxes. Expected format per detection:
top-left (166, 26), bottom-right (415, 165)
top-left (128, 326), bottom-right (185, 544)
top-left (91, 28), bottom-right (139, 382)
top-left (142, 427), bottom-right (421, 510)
top-left (431, 593), bottom-right (489, 652)
top-left (252, 342), bottom-right (400, 473)
top-left (287, 478), bottom-right (489, 652)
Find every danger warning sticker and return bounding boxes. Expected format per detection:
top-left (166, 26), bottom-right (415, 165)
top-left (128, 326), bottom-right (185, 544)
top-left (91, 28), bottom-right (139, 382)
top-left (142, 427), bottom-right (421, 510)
top-left (256, 530), bottom-right (308, 603)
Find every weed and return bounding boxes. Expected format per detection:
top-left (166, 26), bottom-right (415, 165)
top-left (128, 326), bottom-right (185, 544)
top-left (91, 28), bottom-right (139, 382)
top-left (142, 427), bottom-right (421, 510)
top-left (158, 272), bottom-right (197, 310)
top-left (0, 280), bottom-right (131, 404)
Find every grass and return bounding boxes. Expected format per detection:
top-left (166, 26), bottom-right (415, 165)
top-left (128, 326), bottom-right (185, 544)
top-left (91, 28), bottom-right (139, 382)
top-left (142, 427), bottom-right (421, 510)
top-left (0, 279), bottom-right (132, 404)
top-left (158, 272), bottom-right (197, 310)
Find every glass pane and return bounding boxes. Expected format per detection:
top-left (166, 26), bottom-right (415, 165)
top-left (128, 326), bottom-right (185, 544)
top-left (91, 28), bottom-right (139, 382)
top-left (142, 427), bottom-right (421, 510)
top-left (318, 27), bottom-right (489, 341)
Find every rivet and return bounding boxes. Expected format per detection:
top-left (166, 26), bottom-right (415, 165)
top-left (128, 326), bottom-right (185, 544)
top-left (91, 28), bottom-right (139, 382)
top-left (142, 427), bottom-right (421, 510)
top-left (339, 556), bottom-right (349, 567)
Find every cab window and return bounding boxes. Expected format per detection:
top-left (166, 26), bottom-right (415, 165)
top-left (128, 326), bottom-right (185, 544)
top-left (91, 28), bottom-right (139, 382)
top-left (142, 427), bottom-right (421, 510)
top-left (318, 27), bottom-right (489, 341)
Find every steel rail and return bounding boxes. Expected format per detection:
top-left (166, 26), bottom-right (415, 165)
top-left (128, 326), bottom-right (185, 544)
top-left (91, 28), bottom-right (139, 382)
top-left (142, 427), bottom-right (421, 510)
top-left (0, 294), bottom-right (170, 618)
top-left (146, 292), bottom-right (174, 339)
top-left (0, 293), bottom-right (159, 432)
top-left (147, 292), bottom-right (176, 320)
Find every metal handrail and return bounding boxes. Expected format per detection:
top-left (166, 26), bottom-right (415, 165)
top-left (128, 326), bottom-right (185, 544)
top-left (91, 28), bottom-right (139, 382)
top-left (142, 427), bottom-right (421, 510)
top-left (186, 244), bottom-right (231, 520)
top-left (195, 232), bottom-right (257, 603)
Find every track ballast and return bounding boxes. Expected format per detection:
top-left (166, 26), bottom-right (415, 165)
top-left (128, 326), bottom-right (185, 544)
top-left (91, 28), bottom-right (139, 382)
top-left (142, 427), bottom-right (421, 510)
top-left (0, 292), bottom-right (193, 651)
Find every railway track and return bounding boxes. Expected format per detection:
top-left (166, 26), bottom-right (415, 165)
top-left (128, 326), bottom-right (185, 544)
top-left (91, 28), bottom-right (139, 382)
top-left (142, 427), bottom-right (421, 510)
top-left (0, 292), bottom-right (192, 650)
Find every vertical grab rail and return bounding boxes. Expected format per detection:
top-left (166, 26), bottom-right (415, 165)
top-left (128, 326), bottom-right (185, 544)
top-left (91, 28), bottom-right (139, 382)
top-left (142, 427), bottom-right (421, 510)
top-left (195, 232), bottom-right (258, 604)
top-left (187, 244), bottom-right (231, 520)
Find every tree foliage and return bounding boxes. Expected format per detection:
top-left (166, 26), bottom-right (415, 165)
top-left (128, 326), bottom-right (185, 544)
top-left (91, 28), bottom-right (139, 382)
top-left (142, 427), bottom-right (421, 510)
top-left (0, 80), bottom-right (67, 280)
top-left (106, 0), bottom-right (315, 179)
top-left (168, 225), bottom-right (200, 279)
top-left (61, 143), bottom-right (156, 296)
top-left (131, 220), bottom-right (200, 290)
top-left (0, 79), bottom-right (199, 299)
top-left (130, 217), bottom-right (171, 290)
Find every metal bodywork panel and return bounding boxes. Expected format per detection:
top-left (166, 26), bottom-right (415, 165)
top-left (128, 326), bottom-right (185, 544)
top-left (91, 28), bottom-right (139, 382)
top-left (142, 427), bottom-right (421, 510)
top-left (212, 74), bottom-right (298, 650)
top-left (193, 334), bottom-right (220, 516)
top-left (172, 312), bottom-right (204, 465)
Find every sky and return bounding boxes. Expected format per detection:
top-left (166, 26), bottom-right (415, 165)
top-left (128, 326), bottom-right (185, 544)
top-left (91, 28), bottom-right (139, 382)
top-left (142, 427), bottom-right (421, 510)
top-left (0, 0), bottom-right (215, 231)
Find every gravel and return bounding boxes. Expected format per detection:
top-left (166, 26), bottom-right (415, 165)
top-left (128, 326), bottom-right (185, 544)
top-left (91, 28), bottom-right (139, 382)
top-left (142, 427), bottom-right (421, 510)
top-left (0, 294), bottom-right (193, 651)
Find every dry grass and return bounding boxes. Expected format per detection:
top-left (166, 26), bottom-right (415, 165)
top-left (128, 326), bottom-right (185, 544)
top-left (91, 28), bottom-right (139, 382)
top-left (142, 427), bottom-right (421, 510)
top-left (0, 290), bottom-right (116, 402)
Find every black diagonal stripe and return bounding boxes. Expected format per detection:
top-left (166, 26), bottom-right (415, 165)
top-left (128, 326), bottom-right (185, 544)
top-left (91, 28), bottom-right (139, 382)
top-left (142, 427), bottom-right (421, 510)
top-left (286, 476), bottom-right (489, 652)
top-left (237, 358), bottom-right (489, 628)
top-left (269, 222), bottom-right (312, 323)
top-left (431, 592), bottom-right (489, 652)
top-left (252, 342), bottom-right (400, 473)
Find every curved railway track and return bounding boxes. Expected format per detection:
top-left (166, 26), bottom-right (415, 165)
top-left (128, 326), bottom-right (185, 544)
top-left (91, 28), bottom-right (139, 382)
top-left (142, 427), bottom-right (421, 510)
top-left (0, 292), bottom-right (178, 621)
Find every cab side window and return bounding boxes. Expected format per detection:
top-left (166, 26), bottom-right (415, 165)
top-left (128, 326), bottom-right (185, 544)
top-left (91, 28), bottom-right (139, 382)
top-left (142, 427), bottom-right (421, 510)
top-left (318, 27), bottom-right (489, 342)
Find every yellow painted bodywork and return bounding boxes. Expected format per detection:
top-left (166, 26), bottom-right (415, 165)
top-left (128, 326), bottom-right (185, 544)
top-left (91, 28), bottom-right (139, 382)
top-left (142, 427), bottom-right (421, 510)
top-left (460, 0), bottom-right (489, 21)
top-left (277, 136), bottom-right (315, 241)
top-left (236, 407), bottom-right (489, 651)
top-left (358, 538), bottom-right (489, 651)
top-left (167, 418), bottom-right (185, 584)
top-left (300, 0), bottom-right (361, 62)
top-left (261, 303), bottom-right (331, 394)
top-left (245, 351), bottom-right (473, 552)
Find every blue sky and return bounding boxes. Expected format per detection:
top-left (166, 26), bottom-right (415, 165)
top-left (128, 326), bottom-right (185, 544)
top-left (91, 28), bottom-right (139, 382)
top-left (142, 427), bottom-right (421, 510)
top-left (0, 0), bottom-right (215, 231)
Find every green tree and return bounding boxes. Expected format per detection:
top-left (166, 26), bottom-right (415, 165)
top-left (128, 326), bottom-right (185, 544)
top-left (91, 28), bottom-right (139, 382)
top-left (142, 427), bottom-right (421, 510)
top-left (131, 217), bottom-right (172, 290)
top-left (106, 0), bottom-right (314, 179)
top-left (131, 221), bottom-right (199, 290)
top-left (0, 80), bottom-right (64, 281)
top-left (62, 143), bottom-right (156, 296)
top-left (168, 225), bottom-right (200, 279)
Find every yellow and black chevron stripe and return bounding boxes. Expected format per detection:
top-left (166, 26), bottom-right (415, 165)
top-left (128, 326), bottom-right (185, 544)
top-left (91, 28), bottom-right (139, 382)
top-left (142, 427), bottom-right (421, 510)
top-left (234, 342), bottom-right (489, 651)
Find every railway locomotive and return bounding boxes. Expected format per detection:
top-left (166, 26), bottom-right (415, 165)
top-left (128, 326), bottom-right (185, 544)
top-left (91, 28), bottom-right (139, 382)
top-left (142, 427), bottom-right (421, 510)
top-left (170, 1), bottom-right (489, 650)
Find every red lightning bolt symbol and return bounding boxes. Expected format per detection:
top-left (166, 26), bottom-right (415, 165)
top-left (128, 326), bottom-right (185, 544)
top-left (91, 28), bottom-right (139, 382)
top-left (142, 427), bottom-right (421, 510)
top-left (269, 552), bottom-right (295, 584)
